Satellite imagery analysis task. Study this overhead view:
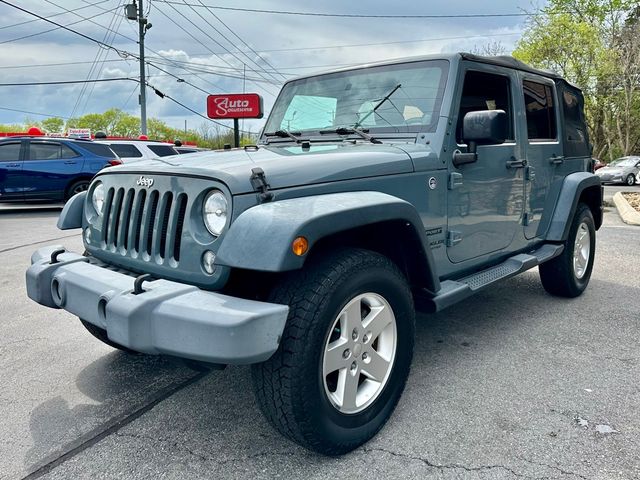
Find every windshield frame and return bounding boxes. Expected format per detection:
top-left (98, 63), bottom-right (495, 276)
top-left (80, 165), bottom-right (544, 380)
top-left (261, 59), bottom-right (450, 142)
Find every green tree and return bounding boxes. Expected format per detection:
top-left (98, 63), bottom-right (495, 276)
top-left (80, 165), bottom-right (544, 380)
top-left (514, 0), bottom-right (640, 160)
top-left (41, 117), bottom-right (65, 133)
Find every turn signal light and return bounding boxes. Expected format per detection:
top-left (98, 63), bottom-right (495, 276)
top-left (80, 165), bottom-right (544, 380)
top-left (292, 236), bottom-right (309, 256)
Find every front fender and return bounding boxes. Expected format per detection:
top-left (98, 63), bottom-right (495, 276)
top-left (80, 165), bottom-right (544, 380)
top-left (546, 172), bottom-right (602, 242)
top-left (216, 191), bottom-right (437, 281)
top-left (57, 191), bottom-right (86, 230)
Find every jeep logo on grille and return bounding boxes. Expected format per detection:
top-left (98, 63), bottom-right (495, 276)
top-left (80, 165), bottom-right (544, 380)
top-left (136, 176), bottom-right (154, 188)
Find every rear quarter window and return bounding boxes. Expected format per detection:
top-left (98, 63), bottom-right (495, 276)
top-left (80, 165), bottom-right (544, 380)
top-left (147, 145), bottom-right (178, 156)
top-left (79, 142), bottom-right (118, 158)
top-left (109, 143), bottom-right (143, 158)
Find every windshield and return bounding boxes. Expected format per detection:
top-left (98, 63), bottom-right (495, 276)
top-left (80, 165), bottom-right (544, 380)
top-left (263, 60), bottom-right (449, 136)
top-left (609, 157), bottom-right (637, 167)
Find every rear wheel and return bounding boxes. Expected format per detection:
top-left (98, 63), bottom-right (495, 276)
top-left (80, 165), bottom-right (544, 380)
top-left (65, 179), bottom-right (90, 201)
top-left (251, 248), bottom-right (415, 455)
top-left (626, 174), bottom-right (636, 186)
top-left (539, 203), bottom-right (595, 297)
top-left (79, 319), bottom-right (139, 354)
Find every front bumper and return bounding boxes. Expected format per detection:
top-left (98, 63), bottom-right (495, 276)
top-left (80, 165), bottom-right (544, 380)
top-left (26, 245), bottom-right (289, 364)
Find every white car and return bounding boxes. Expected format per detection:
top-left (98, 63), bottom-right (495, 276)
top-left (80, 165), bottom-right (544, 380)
top-left (94, 139), bottom-right (179, 163)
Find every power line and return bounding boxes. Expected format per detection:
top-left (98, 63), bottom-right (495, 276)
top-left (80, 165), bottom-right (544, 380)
top-left (193, 0), bottom-right (288, 82)
top-left (147, 83), bottom-right (243, 132)
top-left (0, 5), bottom-right (119, 45)
top-left (156, 2), bottom-right (533, 18)
top-left (0, 106), bottom-right (71, 119)
top-left (154, 1), bottom-right (281, 95)
top-left (0, 78), bottom-right (136, 86)
top-left (0, 0), bottom-right (110, 31)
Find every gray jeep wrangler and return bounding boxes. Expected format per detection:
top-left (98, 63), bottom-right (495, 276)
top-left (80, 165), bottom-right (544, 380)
top-left (26, 53), bottom-right (601, 455)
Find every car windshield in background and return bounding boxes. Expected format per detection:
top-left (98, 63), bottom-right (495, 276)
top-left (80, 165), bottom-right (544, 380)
top-left (609, 157), bottom-right (637, 167)
top-left (263, 60), bottom-right (449, 136)
top-left (79, 143), bottom-right (118, 158)
top-left (147, 145), bottom-right (178, 156)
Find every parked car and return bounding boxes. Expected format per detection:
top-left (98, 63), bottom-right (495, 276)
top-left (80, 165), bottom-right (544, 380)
top-left (94, 139), bottom-right (179, 163)
top-left (595, 156), bottom-right (640, 185)
top-left (27, 53), bottom-right (601, 454)
top-left (0, 137), bottom-right (119, 202)
top-left (592, 158), bottom-right (605, 171)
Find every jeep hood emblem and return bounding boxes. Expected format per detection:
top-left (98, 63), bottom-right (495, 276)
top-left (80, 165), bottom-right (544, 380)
top-left (136, 176), bottom-right (154, 188)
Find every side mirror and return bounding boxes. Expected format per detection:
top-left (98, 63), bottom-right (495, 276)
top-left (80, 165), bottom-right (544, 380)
top-left (454, 110), bottom-right (508, 167)
top-left (463, 110), bottom-right (508, 145)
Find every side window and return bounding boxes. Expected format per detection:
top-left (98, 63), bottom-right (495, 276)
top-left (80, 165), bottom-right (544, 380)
top-left (523, 80), bottom-right (557, 141)
top-left (457, 70), bottom-right (513, 143)
top-left (561, 88), bottom-right (589, 157)
top-left (29, 142), bottom-right (62, 160)
top-left (60, 144), bottom-right (79, 159)
top-left (0, 143), bottom-right (21, 161)
top-left (109, 144), bottom-right (143, 158)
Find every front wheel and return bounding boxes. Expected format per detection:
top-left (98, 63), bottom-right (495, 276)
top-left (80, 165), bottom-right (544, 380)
top-left (626, 174), bottom-right (636, 186)
top-left (252, 248), bottom-right (415, 455)
top-left (539, 203), bottom-right (596, 297)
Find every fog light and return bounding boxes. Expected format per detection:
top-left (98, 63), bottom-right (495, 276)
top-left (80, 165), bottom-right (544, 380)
top-left (202, 250), bottom-right (216, 275)
top-left (84, 227), bottom-right (92, 244)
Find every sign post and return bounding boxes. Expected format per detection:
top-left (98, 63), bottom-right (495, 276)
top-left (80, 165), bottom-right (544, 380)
top-left (206, 93), bottom-right (263, 148)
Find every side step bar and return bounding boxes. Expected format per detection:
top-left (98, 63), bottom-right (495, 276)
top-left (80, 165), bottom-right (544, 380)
top-left (416, 243), bottom-right (564, 313)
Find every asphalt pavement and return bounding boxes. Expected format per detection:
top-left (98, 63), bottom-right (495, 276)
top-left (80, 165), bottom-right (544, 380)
top-left (1, 186), bottom-right (639, 480)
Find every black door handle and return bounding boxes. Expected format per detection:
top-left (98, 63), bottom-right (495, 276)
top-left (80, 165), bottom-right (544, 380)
top-left (549, 155), bottom-right (564, 165)
top-left (6, 163), bottom-right (21, 167)
top-left (506, 158), bottom-right (527, 169)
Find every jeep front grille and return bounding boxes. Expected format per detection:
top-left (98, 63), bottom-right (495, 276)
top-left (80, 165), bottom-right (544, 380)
top-left (100, 187), bottom-right (187, 263)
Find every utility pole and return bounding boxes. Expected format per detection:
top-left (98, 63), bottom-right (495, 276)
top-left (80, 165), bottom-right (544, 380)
top-left (125, 1), bottom-right (151, 135)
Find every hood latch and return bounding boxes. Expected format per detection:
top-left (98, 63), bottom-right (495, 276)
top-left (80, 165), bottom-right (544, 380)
top-left (250, 167), bottom-right (274, 203)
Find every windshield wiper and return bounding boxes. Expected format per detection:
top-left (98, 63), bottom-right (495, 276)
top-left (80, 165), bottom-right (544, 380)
top-left (263, 129), bottom-right (303, 143)
top-left (319, 127), bottom-right (382, 144)
top-left (353, 83), bottom-right (402, 129)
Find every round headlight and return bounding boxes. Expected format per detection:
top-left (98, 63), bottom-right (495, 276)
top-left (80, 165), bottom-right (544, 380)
top-left (203, 190), bottom-right (228, 236)
top-left (92, 182), bottom-right (105, 215)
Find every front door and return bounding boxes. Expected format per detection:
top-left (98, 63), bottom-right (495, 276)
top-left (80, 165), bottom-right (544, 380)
top-left (0, 140), bottom-right (25, 201)
top-left (447, 67), bottom-right (524, 263)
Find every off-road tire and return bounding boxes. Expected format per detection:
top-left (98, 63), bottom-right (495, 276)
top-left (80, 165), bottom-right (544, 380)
top-left (539, 203), bottom-right (595, 297)
top-left (251, 248), bottom-right (415, 455)
top-left (79, 319), bottom-right (139, 354)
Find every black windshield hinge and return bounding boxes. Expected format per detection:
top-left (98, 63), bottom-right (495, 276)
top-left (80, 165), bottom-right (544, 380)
top-left (250, 167), bottom-right (274, 203)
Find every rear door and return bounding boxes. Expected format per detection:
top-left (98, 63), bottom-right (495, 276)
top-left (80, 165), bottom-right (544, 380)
top-left (0, 140), bottom-right (25, 201)
top-left (518, 75), bottom-right (563, 239)
top-left (23, 140), bottom-right (83, 200)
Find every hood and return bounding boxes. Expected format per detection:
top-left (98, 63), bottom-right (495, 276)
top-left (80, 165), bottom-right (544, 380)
top-left (596, 166), bottom-right (625, 175)
top-left (108, 142), bottom-right (415, 194)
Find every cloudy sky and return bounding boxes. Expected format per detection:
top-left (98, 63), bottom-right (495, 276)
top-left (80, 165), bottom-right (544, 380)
top-left (0, 0), bottom-right (544, 134)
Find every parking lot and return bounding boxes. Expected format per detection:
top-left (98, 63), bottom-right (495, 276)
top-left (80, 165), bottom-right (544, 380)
top-left (1, 186), bottom-right (639, 480)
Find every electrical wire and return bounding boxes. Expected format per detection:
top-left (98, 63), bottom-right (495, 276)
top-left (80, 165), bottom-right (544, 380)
top-left (0, 0), bottom-right (110, 30)
top-left (156, 2), bottom-right (534, 18)
top-left (0, 78), bottom-right (137, 86)
top-left (0, 5), bottom-right (120, 45)
top-left (0, 106), bottom-right (71, 119)
top-left (156, 0), bottom-right (276, 96)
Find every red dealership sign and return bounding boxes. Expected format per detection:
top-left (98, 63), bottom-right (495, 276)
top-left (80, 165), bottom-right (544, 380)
top-left (206, 93), bottom-right (263, 119)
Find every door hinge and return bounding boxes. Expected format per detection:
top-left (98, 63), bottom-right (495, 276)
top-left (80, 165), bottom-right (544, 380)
top-left (523, 212), bottom-right (532, 226)
top-left (525, 166), bottom-right (536, 182)
top-left (446, 230), bottom-right (462, 247)
top-left (448, 172), bottom-right (463, 190)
